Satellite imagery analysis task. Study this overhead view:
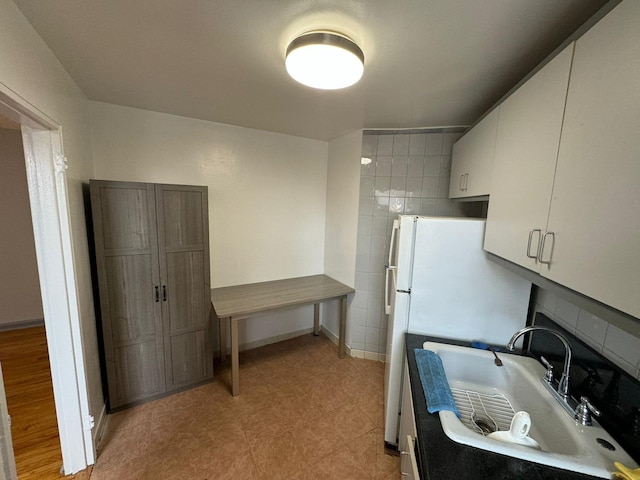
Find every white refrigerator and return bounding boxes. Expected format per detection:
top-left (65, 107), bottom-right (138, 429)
top-left (383, 215), bottom-right (532, 447)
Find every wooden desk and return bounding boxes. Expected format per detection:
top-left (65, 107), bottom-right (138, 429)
top-left (211, 274), bottom-right (354, 396)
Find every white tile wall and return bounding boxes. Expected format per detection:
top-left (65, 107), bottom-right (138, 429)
top-left (354, 130), bottom-right (485, 356)
top-left (535, 287), bottom-right (640, 380)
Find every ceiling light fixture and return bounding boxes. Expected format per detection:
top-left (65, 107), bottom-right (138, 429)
top-left (285, 32), bottom-right (364, 90)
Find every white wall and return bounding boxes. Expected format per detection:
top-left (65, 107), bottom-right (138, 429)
top-left (324, 130), bottom-right (362, 286)
top-left (322, 130), bottom-right (362, 339)
top-left (0, 128), bottom-right (43, 326)
top-left (0, 0), bottom-right (102, 447)
top-left (89, 101), bottom-right (329, 347)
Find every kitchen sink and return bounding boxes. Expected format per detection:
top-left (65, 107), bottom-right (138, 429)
top-left (423, 341), bottom-right (638, 478)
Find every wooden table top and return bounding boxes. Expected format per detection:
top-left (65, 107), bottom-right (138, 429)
top-left (210, 274), bottom-right (354, 319)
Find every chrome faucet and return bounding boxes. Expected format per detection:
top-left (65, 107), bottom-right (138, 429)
top-left (506, 326), bottom-right (573, 400)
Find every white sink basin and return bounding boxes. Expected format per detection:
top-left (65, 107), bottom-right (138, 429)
top-left (423, 341), bottom-right (638, 478)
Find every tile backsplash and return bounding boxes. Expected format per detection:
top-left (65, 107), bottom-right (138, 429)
top-left (352, 130), bottom-right (485, 359)
top-left (535, 286), bottom-right (640, 381)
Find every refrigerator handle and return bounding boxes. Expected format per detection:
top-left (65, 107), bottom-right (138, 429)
top-left (388, 219), bottom-right (400, 268)
top-left (384, 265), bottom-right (396, 315)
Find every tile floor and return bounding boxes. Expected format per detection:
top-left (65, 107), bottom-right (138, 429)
top-left (90, 333), bottom-right (400, 479)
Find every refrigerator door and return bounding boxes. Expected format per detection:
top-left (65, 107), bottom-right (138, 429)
top-left (383, 266), bottom-right (410, 446)
top-left (383, 215), bottom-right (419, 446)
top-left (407, 217), bottom-right (530, 345)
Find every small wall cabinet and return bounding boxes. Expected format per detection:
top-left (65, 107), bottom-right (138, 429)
top-left (449, 107), bottom-right (499, 199)
top-left (90, 180), bottom-right (212, 409)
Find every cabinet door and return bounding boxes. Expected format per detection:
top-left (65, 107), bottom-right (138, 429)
top-left (90, 181), bottom-right (166, 408)
top-left (399, 363), bottom-right (419, 478)
top-left (400, 436), bottom-right (420, 480)
top-left (449, 107), bottom-right (499, 199)
top-left (484, 44), bottom-right (573, 271)
top-left (544, 1), bottom-right (640, 318)
top-left (156, 184), bottom-right (212, 390)
top-left (398, 363), bottom-right (417, 453)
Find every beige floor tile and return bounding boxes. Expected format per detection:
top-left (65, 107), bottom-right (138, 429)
top-left (199, 448), bottom-right (259, 480)
top-left (289, 418), bottom-right (342, 467)
top-left (375, 450), bottom-right (400, 479)
top-left (93, 333), bottom-right (388, 480)
top-left (333, 401), bottom-right (377, 445)
top-left (89, 455), bottom-right (150, 480)
top-left (310, 447), bottom-right (371, 479)
top-left (380, 472), bottom-right (402, 480)
top-left (239, 402), bottom-right (291, 448)
top-left (250, 431), bottom-right (308, 480)
top-left (347, 429), bottom-right (378, 478)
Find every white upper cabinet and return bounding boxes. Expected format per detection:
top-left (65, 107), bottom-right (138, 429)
top-left (449, 107), bottom-right (499, 199)
top-left (484, 44), bottom-right (574, 271)
top-left (543, 0), bottom-right (640, 318)
top-left (484, 0), bottom-right (640, 318)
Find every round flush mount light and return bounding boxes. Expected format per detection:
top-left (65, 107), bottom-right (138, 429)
top-left (285, 32), bottom-right (364, 90)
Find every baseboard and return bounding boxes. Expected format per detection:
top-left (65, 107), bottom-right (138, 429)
top-left (92, 403), bottom-right (108, 455)
top-left (0, 318), bottom-right (45, 331)
top-left (320, 324), bottom-right (339, 345)
top-left (319, 325), bottom-right (384, 361)
top-left (213, 326), bottom-right (316, 357)
top-left (349, 349), bottom-right (385, 362)
top-left (213, 324), bottom-right (385, 362)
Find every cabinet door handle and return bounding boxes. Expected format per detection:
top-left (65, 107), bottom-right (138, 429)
top-left (538, 231), bottom-right (555, 265)
top-left (464, 173), bottom-right (469, 191)
top-left (154, 286), bottom-right (159, 302)
top-left (162, 285), bottom-right (167, 301)
top-left (526, 229), bottom-right (542, 260)
top-left (459, 174), bottom-right (465, 191)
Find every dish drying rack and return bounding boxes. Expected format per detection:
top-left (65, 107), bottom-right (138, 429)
top-left (450, 388), bottom-right (516, 435)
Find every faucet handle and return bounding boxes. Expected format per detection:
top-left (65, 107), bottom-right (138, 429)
top-left (540, 356), bottom-right (555, 383)
top-left (575, 396), bottom-right (602, 426)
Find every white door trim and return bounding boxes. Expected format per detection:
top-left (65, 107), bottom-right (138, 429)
top-left (0, 363), bottom-right (17, 480)
top-left (0, 84), bottom-right (94, 473)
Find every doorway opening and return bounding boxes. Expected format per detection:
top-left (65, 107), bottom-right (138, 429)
top-left (0, 85), bottom-right (95, 477)
top-left (0, 117), bottom-right (63, 478)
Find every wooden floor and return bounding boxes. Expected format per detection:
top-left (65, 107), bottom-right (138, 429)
top-left (0, 326), bottom-right (90, 480)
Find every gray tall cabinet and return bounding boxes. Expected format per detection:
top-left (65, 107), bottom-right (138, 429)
top-left (89, 180), bottom-right (212, 410)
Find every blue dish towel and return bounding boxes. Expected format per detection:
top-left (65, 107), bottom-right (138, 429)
top-left (414, 349), bottom-right (461, 418)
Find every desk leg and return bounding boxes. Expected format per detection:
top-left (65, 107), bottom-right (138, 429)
top-left (339, 295), bottom-right (347, 359)
top-left (231, 317), bottom-right (240, 396)
top-left (313, 303), bottom-right (320, 336)
top-left (219, 316), bottom-right (228, 362)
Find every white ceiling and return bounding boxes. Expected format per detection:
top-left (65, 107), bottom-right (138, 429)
top-left (13, 0), bottom-right (607, 141)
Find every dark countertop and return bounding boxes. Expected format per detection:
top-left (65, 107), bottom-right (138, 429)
top-left (405, 333), bottom-right (599, 480)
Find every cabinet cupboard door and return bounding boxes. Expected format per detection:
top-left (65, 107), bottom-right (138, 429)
top-left (449, 107), bottom-right (499, 199)
top-left (544, 1), bottom-right (640, 318)
top-left (398, 363), bottom-right (416, 453)
top-left (399, 363), bottom-right (419, 479)
top-left (400, 436), bottom-right (420, 480)
top-left (90, 181), bottom-right (166, 407)
top-left (156, 185), bottom-right (212, 390)
top-left (484, 44), bottom-right (573, 271)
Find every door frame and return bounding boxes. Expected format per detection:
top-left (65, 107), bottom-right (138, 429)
top-left (0, 85), bottom-right (94, 473)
